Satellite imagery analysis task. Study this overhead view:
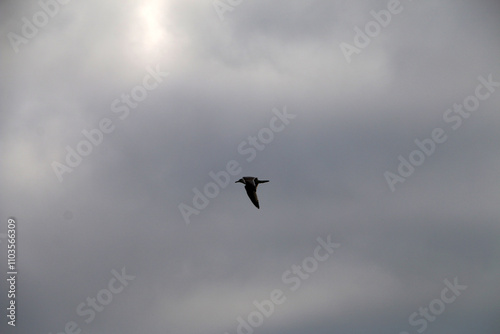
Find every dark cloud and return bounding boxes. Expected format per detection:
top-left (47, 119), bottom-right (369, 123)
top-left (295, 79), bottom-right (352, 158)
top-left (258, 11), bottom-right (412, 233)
top-left (1, 0), bottom-right (499, 333)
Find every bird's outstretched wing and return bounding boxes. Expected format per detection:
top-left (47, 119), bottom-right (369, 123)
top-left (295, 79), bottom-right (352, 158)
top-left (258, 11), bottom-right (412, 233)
top-left (245, 187), bottom-right (260, 209)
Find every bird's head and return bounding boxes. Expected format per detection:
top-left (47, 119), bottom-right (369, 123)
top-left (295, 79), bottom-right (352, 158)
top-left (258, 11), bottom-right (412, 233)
top-left (235, 178), bottom-right (245, 184)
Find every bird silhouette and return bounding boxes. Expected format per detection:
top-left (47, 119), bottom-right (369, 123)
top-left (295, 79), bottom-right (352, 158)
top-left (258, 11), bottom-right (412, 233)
top-left (235, 177), bottom-right (269, 209)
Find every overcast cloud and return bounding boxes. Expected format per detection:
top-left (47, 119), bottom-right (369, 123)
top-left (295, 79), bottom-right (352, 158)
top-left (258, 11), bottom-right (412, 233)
top-left (1, 0), bottom-right (500, 333)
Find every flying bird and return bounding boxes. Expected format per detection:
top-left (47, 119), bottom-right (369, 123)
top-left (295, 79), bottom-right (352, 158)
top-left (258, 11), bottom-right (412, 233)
top-left (235, 177), bottom-right (269, 209)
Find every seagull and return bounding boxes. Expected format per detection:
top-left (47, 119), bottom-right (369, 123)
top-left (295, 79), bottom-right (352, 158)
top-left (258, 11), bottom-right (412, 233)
top-left (235, 177), bottom-right (269, 209)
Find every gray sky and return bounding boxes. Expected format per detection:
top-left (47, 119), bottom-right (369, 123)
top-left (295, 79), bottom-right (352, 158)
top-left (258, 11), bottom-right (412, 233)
top-left (1, 0), bottom-right (500, 333)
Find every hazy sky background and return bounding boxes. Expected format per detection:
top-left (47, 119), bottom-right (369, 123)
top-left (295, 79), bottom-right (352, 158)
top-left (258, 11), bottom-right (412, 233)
top-left (1, 0), bottom-right (499, 333)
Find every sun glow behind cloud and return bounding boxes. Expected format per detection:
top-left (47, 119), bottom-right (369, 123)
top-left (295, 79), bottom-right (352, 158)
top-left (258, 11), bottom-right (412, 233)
top-left (130, 0), bottom-right (171, 61)
top-left (140, 1), bottom-right (165, 49)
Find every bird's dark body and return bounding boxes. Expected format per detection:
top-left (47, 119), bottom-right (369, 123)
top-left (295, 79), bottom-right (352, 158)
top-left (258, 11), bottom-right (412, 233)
top-left (235, 176), bottom-right (269, 208)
